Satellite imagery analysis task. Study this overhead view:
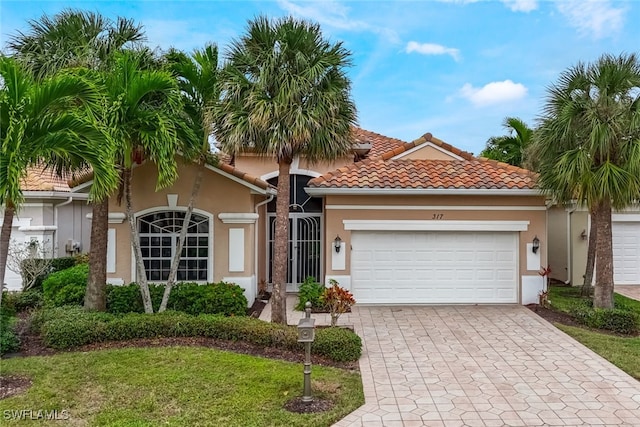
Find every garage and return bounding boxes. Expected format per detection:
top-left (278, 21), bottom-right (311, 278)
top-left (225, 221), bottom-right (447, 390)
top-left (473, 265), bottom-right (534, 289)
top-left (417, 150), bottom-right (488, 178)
top-left (351, 230), bottom-right (519, 304)
top-left (612, 221), bottom-right (640, 285)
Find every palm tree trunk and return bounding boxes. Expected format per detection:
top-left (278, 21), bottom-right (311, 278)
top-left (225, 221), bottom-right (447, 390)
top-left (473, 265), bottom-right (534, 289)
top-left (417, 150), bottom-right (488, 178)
top-left (159, 161), bottom-right (204, 312)
top-left (123, 167), bottom-right (154, 313)
top-left (271, 160), bottom-right (291, 324)
top-left (0, 201), bottom-right (16, 307)
top-left (593, 199), bottom-right (614, 309)
top-left (581, 206), bottom-right (597, 296)
top-left (84, 199), bottom-right (109, 311)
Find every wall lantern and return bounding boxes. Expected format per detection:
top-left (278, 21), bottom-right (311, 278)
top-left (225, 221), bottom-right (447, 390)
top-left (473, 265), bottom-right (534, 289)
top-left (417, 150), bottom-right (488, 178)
top-left (580, 229), bottom-right (588, 240)
top-left (532, 236), bottom-right (540, 254)
top-left (333, 235), bottom-right (342, 253)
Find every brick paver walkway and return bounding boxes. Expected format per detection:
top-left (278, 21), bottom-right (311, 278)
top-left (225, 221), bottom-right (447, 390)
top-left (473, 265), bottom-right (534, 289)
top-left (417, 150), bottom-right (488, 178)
top-left (616, 285), bottom-right (640, 301)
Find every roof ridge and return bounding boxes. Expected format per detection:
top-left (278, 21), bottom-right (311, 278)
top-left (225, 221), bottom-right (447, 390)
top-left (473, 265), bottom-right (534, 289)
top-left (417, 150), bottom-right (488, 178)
top-left (476, 156), bottom-right (537, 176)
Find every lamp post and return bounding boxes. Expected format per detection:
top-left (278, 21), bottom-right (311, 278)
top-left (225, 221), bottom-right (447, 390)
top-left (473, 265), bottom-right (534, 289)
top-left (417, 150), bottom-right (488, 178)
top-left (297, 301), bottom-right (315, 403)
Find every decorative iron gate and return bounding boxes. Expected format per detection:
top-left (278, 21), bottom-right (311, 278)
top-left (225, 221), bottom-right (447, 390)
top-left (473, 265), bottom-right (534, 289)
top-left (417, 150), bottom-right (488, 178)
top-left (268, 213), bottom-right (322, 291)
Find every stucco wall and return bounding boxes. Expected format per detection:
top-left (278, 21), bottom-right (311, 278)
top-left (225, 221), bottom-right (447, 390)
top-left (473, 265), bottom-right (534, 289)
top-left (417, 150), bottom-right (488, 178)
top-left (107, 161), bottom-right (257, 286)
top-left (547, 206), bottom-right (569, 283)
top-left (399, 145), bottom-right (460, 160)
top-left (570, 210), bottom-right (589, 287)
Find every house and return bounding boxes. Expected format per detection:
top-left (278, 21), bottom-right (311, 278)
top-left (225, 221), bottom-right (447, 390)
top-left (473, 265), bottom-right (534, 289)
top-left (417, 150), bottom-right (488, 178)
top-left (547, 205), bottom-right (640, 287)
top-left (1, 167), bottom-right (93, 291)
top-left (5, 128), bottom-right (551, 304)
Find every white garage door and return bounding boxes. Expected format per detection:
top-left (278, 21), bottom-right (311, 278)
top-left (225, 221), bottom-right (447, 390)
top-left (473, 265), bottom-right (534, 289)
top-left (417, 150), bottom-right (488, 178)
top-left (351, 231), bottom-right (518, 304)
top-left (613, 222), bottom-right (640, 285)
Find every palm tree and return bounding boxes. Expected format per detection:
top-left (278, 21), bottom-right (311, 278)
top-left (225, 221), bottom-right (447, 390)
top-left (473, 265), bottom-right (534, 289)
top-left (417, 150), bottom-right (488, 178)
top-left (105, 51), bottom-right (184, 313)
top-left (530, 53), bottom-right (640, 309)
top-left (480, 117), bottom-right (533, 167)
top-left (0, 56), bottom-right (117, 305)
top-left (215, 16), bottom-right (357, 324)
top-left (158, 44), bottom-right (220, 312)
top-left (7, 9), bottom-right (145, 310)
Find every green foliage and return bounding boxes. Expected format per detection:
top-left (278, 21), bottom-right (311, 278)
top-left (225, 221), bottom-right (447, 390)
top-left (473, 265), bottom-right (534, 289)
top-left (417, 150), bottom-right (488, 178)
top-left (570, 301), bottom-right (639, 335)
top-left (313, 327), bottom-right (362, 362)
top-left (42, 263), bottom-right (88, 306)
top-left (34, 308), bottom-right (362, 361)
top-left (21, 256), bottom-right (81, 293)
top-left (321, 279), bottom-right (356, 327)
top-left (0, 318), bottom-right (20, 355)
top-left (1, 290), bottom-right (43, 313)
top-left (295, 276), bottom-right (326, 311)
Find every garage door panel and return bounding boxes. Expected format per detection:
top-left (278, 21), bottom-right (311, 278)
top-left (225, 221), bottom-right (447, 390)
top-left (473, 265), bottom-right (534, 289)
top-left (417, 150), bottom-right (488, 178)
top-left (612, 222), bottom-right (640, 285)
top-left (351, 231), bottom-right (518, 304)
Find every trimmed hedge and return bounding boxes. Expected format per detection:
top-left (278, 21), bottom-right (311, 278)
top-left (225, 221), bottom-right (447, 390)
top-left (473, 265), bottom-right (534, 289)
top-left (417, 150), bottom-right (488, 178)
top-left (0, 290), bottom-right (44, 315)
top-left (570, 302), bottom-right (639, 334)
top-left (26, 256), bottom-right (84, 292)
top-left (34, 308), bottom-right (362, 362)
top-left (0, 314), bottom-right (20, 355)
top-left (42, 264), bottom-right (88, 306)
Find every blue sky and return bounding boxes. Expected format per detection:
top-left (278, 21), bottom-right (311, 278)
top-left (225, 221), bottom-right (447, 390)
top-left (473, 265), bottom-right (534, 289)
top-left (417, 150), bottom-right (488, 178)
top-left (2, 0), bottom-right (638, 155)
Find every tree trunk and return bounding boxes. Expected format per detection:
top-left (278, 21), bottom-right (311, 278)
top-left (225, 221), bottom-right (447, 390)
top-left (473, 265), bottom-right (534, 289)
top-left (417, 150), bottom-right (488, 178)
top-left (581, 206), bottom-right (597, 297)
top-left (159, 161), bottom-right (204, 312)
top-left (593, 199), bottom-right (614, 309)
top-left (123, 167), bottom-right (154, 313)
top-left (271, 160), bottom-right (291, 324)
top-left (84, 199), bottom-right (109, 311)
top-left (0, 201), bottom-right (15, 307)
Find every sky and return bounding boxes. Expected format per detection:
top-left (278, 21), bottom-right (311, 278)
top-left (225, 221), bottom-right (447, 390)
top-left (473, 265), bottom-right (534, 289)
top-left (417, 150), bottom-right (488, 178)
top-left (1, 0), bottom-right (638, 155)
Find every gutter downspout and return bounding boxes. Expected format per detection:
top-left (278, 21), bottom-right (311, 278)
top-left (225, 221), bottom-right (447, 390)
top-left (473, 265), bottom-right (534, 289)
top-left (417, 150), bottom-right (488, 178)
top-left (565, 204), bottom-right (577, 285)
top-left (254, 192), bottom-right (275, 294)
top-left (53, 197), bottom-right (73, 257)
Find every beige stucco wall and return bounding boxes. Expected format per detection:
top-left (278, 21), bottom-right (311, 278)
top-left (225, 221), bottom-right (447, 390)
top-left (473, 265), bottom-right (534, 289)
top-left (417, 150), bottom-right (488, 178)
top-left (547, 206), bottom-right (569, 283)
top-left (322, 194), bottom-right (547, 303)
top-left (398, 145), bottom-right (460, 160)
top-left (570, 210), bottom-right (590, 287)
top-left (107, 161), bottom-right (258, 285)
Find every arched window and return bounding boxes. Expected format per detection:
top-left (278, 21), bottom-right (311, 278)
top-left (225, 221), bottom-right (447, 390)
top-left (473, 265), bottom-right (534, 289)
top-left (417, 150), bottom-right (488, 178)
top-left (138, 211), bottom-right (210, 282)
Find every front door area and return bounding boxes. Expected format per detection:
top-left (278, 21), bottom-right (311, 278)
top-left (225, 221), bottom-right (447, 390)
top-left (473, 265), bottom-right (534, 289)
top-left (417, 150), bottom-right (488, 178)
top-left (266, 174), bottom-right (323, 291)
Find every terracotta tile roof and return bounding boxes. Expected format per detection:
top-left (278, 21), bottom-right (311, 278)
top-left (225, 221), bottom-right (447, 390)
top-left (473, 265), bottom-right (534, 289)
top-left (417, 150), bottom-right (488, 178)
top-left (20, 166), bottom-right (72, 191)
top-left (309, 132), bottom-right (536, 190)
top-left (352, 127), bottom-right (406, 158)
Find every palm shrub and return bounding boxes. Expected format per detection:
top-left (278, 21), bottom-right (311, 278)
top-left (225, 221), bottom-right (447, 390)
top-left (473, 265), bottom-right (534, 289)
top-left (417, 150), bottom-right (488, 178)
top-left (295, 276), bottom-right (326, 311)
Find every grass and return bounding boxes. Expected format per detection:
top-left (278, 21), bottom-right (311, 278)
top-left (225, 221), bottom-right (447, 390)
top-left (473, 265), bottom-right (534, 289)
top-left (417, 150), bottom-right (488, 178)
top-left (548, 285), bottom-right (640, 313)
top-left (0, 346), bottom-right (363, 426)
top-left (556, 324), bottom-right (640, 380)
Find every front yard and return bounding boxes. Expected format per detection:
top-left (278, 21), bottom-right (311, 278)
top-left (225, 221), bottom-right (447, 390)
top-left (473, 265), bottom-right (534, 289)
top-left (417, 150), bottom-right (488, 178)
top-left (0, 346), bottom-right (364, 426)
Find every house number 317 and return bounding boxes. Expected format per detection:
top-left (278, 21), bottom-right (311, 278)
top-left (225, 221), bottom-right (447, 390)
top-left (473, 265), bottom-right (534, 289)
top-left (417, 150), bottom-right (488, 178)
top-left (432, 213), bottom-right (444, 220)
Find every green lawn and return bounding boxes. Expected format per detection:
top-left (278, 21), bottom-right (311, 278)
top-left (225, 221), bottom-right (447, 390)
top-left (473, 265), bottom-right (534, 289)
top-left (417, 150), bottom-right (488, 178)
top-left (0, 346), bottom-right (363, 426)
top-left (556, 324), bottom-right (640, 380)
top-left (549, 285), bottom-right (640, 313)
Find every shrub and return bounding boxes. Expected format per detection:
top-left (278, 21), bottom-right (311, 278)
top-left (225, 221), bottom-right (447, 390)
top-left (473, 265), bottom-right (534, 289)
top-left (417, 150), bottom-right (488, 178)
top-left (313, 327), bottom-right (362, 362)
top-left (42, 264), bottom-right (88, 306)
top-left (35, 308), bottom-right (362, 361)
top-left (569, 301), bottom-right (639, 334)
top-left (0, 313), bottom-right (20, 355)
top-left (320, 279), bottom-right (356, 327)
top-left (295, 276), bottom-right (326, 311)
top-left (27, 256), bottom-right (85, 293)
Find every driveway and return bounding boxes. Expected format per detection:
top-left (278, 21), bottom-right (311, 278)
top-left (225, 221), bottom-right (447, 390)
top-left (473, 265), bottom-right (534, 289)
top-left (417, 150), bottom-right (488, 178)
top-left (616, 285), bottom-right (640, 301)
top-left (335, 305), bottom-right (640, 427)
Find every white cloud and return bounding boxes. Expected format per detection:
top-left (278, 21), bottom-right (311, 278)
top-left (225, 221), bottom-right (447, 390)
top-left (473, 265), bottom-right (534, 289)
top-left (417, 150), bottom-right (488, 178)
top-left (405, 41), bottom-right (461, 61)
top-left (501, 0), bottom-right (538, 12)
top-left (556, 0), bottom-right (625, 39)
top-left (277, 0), bottom-right (400, 43)
top-left (458, 80), bottom-right (528, 106)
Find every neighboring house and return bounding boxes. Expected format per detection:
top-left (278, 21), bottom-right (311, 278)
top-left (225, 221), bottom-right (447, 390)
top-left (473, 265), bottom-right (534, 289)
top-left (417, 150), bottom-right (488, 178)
top-left (548, 205), bottom-right (640, 287)
top-left (9, 128), bottom-right (551, 304)
top-left (1, 167), bottom-right (93, 291)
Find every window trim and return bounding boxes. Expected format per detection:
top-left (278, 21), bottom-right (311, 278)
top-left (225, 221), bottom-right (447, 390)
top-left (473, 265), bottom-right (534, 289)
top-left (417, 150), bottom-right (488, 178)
top-left (132, 207), bottom-right (214, 283)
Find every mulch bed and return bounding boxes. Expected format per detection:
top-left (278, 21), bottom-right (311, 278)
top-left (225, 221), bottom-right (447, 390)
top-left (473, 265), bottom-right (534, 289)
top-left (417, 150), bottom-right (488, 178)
top-left (0, 376), bottom-right (32, 400)
top-left (284, 396), bottom-right (334, 413)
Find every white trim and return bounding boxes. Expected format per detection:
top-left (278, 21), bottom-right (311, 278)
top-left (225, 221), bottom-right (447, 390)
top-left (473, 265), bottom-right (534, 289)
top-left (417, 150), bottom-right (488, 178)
top-left (612, 214), bottom-right (640, 222)
top-left (218, 213), bottom-right (259, 224)
top-left (204, 164), bottom-right (270, 194)
top-left (22, 191), bottom-right (89, 200)
top-left (326, 204), bottom-right (546, 211)
top-left (228, 228), bottom-right (245, 272)
top-left (131, 206), bottom-right (215, 283)
top-left (306, 187), bottom-right (541, 196)
top-left (342, 219), bottom-right (530, 232)
top-left (17, 225), bottom-right (57, 232)
top-left (107, 229), bottom-right (116, 273)
top-left (167, 194), bottom-right (178, 208)
top-left (391, 141), bottom-right (465, 161)
top-left (20, 203), bottom-right (54, 208)
top-left (10, 218), bottom-right (32, 228)
top-left (260, 168), bottom-right (322, 181)
top-left (70, 180), bottom-right (93, 193)
top-left (106, 278), bottom-right (125, 286)
top-left (86, 212), bottom-right (126, 224)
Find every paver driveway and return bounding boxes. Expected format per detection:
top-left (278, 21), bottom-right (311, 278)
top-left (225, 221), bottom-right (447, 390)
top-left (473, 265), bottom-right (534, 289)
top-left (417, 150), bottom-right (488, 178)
top-left (616, 285), bottom-right (640, 301)
top-left (335, 305), bottom-right (640, 427)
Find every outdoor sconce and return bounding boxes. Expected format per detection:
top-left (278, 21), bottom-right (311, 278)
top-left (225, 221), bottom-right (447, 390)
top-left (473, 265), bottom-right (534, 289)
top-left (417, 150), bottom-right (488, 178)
top-left (580, 229), bottom-right (588, 240)
top-left (333, 235), bottom-right (342, 253)
top-left (532, 236), bottom-right (540, 254)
